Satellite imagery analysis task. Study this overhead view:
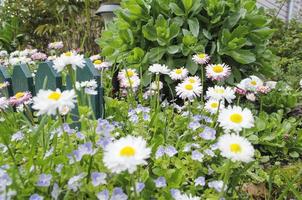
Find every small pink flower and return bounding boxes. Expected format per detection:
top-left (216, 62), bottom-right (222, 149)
top-left (48, 41), bottom-right (64, 50)
top-left (257, 86), bottom-right (271, 94)
top-left (9, 91), bottom-right (32, 106)
top-left (31, 52), bottom-right (47, 61)
top-left (235, 87), bottom-right (247, 95)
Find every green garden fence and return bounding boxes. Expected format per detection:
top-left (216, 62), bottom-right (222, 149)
top-left (0, 59), bottom-right (104, 120)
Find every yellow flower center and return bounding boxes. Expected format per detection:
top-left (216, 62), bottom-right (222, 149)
top-left (120, 146), bottom-right (136, 157)
top-left (48, 92), bottom-right (61, 101)
top-left (94, 60), bottom-right (102, 65)
top-left (198, 53), bottom-right (206, 59)
top-left (188, 78), bottom-right (196, 84)
top-left (175, 69), bottom-right (182, 74)
top-left (212, 65), bottom-right (223, 73)
top-left (185, 84), bottom-right (193, 90)
top-left (64, 52), bottom-right (72, 56)
top-left (250, 80), bottom-right (257, 86)
top-left (230, 113), bottom-right (243, 124)
top-left (15, 92), bottom-right (25, 99)
top-left (215, 88), bottom-right (225, 94)
top-left (127, 70), bottom-right (134, 77)
top-left (230, 143), bottom-right (241, 153)
top-left (211, 102), bottom-right (218, 108)
top-left (0, 83), bottom-right (5, 88)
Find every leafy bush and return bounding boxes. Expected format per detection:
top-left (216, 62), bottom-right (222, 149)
top-left (99, 0), bottom-right (276, 86)
top-left (270, 19), bottom-right (302, 89)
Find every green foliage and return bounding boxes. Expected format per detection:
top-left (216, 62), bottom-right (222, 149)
top-left (99, 0), bottom-right (276, 85)
top-left (270, 19), bottom-right (302, 89)
top-left (0, 0), bottom-right (102, 52)
top-left (0, 18), bottom-right (23, 51)
top-left (261, 81), bottom-right (301, 112)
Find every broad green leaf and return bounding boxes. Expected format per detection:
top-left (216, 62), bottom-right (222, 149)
top-left (142, 71), bottom-right (152, 86)
top-left (169, 3), bottom-right (185, 16)
top-left (167, 45), bottom-right (181, 54)
top-left (186, 56), bottom-right (199, 74)
top-left (142, 22), bottom-right (157, 41)
top-left (147, 47), bottom-right (166, 61)
top-left (252, 28), bottom-right (275, 38)
top-left (182, 0), bottom-right (193, 12)
top-left (225, 49), bottom-right (256, 64)
top-left (188, 18), bottom-right (199, 37)
top-left (202, 29), bottom-right (212, 40)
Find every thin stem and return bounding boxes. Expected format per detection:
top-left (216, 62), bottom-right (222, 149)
top-left (219, 160), bottom-right (232, 198)
top-left (200, 67), bottom-right (205, 106)
top-left (132, 174), bottom-right (138, 199)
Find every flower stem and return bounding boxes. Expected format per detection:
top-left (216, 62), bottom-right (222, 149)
top-left (219, 160), bottom-right (232, 198)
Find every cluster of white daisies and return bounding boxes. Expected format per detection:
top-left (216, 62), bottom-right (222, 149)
top-left (117, 68), bottom-right (141, 95)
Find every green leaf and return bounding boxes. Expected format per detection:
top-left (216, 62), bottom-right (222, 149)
top-left (202, 29), bottom-right (212, 40)
top-left (167, 45), bottom-right (181, 54)
top-left (246, 14), bottom-right (268, 27)
top-left (188, 18), bottom-right (199, 37)
top-left (119, 29), bottom-right (134, 45)
top-left (142, 71), bottom-right (152, 86)
top-left (169, 3), bottom-right (185, 16)
top-left (147, 47), bottom-right (166, 61)
top-left (225, 49), bottom-right (256, 64)
top-left (169, 23), bottom-right (180, 40)
top-left (182, 0), bottom-right (193, 12)
top-left (289, 151), bottom-right (299, 158)
top-left (186, 56), bottom-right (199, 74)
top-left (224, 8), bottom-right (246, 29)
top-left (142, 21), bottom-right (157, 41)
top-left (252, 28), bottom-right (275, 38)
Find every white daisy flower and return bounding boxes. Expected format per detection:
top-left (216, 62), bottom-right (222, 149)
top-left (192, 53), bottom-right (210, 64)
top-left (265, 81), bottom-right (277, 90)
top-left (217, 134), bottom-right (254, 163)
top-left (76, 80), bottom-right (98, 95)
top-left (218, 106), bottom-right (254, 133)
top-left (120, 76), bottom-right (141, 89)
top-left (246, 93), bottom-right (256, 102)
top-left (238, 76), bottom-right (263, 92)
top-left (206, 63), bottom-right (231, 81)
top-left (118, 69), bottom-right (140, 90)
top-left (176, 81), bottom-right (203, 100)
top-left (32, 89), bottom-right (76, 116)
top-left (173, 192), bottom-right (200, 200)
top-left (117, 69), bottom-right (138, 80)
top-left (206, 86), bottom-right (235, 103)
top-left (184, 76), bottom-right (201, 86)
top-left (90, 54), bottom-right (101, 62)
top-left (204, 99), bottom-right (225, 114)
top-left (0, 97), bottom-right (9, 110)
top-left (102, 135), bottom-right (151, 174)
top-left (150, 81), bottom-right (163, 91)
top-left (53, 51), bottom-right (85, 72)
top-left (148, 64), bottom-right (170, 75)
top-left (93, 60), bottom-right (111, 70)
top-left (169, 67), bottom-right (189, 80)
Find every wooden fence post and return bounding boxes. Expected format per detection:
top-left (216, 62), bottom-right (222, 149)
top-left (0, 66), bottom-right (13, 97)
top-left (35, 61), bottom-right (62, 92)
top-left (11, 64), bottom-right (35, 96)
top-left (76, 58), bottom-right (104, 119)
